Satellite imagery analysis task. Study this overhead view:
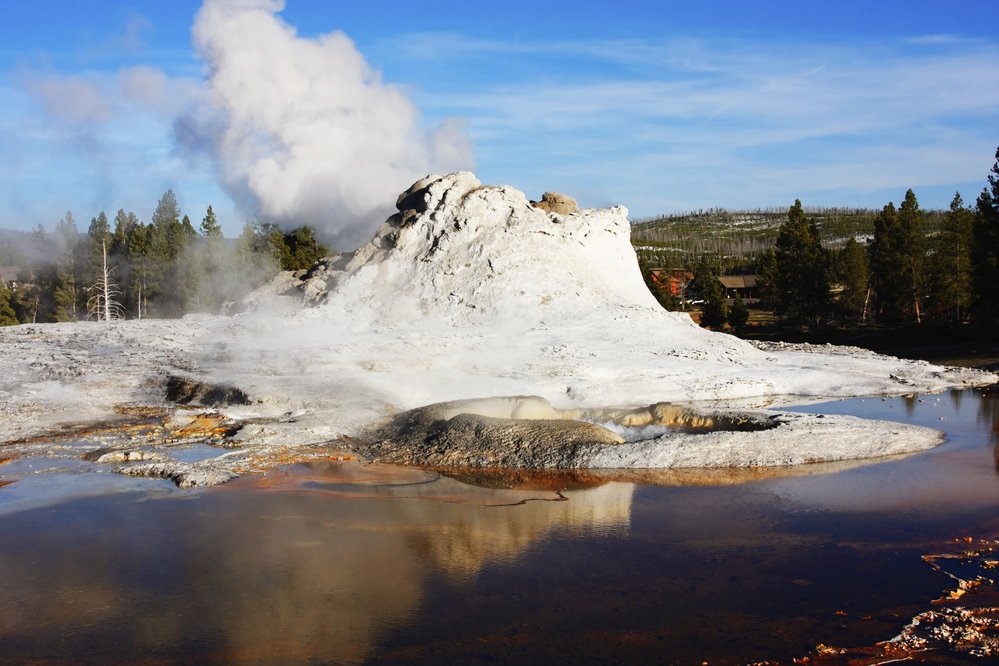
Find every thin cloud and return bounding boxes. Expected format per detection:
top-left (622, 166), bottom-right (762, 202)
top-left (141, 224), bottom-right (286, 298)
top-left (399, 33), bottom-right (999, 212)
top-left (392, 32), bottom-right (723, 74)
top-left (118, 11), bottom-right (155, 52)
top-left (905, 34), bottom-right (981, 46)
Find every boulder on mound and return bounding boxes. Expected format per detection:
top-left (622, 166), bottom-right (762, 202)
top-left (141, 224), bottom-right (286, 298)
top-left (366, 396), bottom-right (625, 468)
top-left (530, 191), bottom-right (578, 215)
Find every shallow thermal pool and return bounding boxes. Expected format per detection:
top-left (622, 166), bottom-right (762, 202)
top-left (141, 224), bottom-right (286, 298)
top-left (1, 388), bottom-right (998, 664)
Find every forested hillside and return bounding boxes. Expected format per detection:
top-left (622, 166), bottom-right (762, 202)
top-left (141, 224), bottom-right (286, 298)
top-left (632, 206), bottom-right (944, 272)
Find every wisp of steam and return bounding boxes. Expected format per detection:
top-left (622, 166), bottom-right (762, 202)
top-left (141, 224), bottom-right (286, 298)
top-left (176, 0), bottom-right (475, 248)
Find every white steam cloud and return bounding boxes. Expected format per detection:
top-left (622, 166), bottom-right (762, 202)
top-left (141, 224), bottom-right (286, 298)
top-left (180, 0), bottom-right (475, 248)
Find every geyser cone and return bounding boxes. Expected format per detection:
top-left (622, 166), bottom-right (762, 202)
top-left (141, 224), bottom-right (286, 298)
top-left (307, 171), bottom-right (667, 325)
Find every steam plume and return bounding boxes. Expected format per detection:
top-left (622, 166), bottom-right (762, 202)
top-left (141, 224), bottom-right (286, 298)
top-left (181, 0), bottom-right (474, 248)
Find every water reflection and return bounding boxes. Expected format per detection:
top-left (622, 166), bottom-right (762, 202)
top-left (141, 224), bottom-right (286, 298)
top-left (979, 385), bottom-right (999, 469)
top-left (0, 463), bottom-right (635, 664)
top-left (3, 389), bottom-right (999, 664)
top-left (0, 454), bottom-right (957, 665)
top-left (287, 462), bottom-right (637, 578)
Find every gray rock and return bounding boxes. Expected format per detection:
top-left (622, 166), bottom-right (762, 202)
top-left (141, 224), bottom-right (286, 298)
top-left (366, 396), bottom-right (623, 468)
top-left (116, 462), bottom-right (237, 488)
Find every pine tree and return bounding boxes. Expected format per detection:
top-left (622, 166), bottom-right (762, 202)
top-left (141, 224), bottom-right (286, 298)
top-left (200, 205), bottom-right (221, 239)
top-left (774, 200), bottom-right (829, 323)
top-left (927, 193), bottom-right (973, 322)
top-left (146, 190), bottom-right (181, 316)
top-left (0, 281), bottom-right (18, 326)
top-left (237, 222), bottom-right (258, 268)
top-left (152, 189), bottom-right (181, 230)
top-left (52, 213), bottom-right (81, 321)
top-left (23, 224), bottom-right (49, 322)
top-left (870, 202), bottom-right (907, 324)
top-left (897, 189), bottom-right (925, 323)
top-left (194, 205), bottom-right (226, 312)
top-left (700, 278), bottom-right (728, 330)
top-left (972, 146), bottom-right (999, 332)
top-left (172, 214), bottom-right (200, 312)
top-left (128, 224), bottom-right (155, 319)
top-left (692, 260), bottom-right (727, 329)
top-left (260, 223), bottom-right (292, 270)
top-left (755, 247), bottom-right (779, 311)
top-left (835, 237), bottom-right (870, 323)
top-left (283, 226), bottom-right (329, 270)
top-left (727, 293), bottom-right (749, 329)
top-left (111, 209), bottom-right (140, 314)
top-left (113, 209), bottom-right (137, 247)
top-left (229, 222), bottom-right (281, 300)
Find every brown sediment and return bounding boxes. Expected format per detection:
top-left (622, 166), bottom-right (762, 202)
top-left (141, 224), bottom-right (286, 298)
top-left (2, 405), bottom-right (247, 449)
top-left (0, 404), bottom-right (364, 488)
top-left (113, 404), bottom-right (171, 419)
top-left (0, 454), bottom-right (17, 488)
top-left (3, 419), bottom-right (165, 446)
top-left (167, 413), bottom-right (243, 440)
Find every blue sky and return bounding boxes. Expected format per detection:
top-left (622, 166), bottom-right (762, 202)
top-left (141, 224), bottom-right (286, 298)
top-left (1, 0), bottom-right (998, 243)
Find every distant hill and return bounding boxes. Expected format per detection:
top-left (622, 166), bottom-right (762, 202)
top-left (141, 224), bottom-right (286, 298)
top-left (631, 206), bottom-right (946, 269)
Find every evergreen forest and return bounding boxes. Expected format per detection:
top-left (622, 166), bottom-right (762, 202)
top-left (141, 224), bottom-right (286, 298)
top-left (636, 146), bottom-right (999, 341)
top-left (0, 190), bottom-right (328, 325)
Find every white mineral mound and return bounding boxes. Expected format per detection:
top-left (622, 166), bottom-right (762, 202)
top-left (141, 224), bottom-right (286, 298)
top-left (261, 171), bottom-right (990, 413)
top-left (0, 172), bottom-right (995, 478)
top-left (313, 171), bottom-right (660, 324)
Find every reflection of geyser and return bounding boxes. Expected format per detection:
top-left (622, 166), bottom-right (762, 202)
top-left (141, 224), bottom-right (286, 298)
top-left (227, 463), bottom-right (634, 663)
top-left (0, 469), bottom-right (633, 665)
top-left (291, 462), bottom-right (635, 577)
top-left (388, 475), bottom-right (635, 578)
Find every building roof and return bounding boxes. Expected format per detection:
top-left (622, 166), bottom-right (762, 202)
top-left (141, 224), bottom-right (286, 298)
top-left (718, 275), bottom-right (758, 289)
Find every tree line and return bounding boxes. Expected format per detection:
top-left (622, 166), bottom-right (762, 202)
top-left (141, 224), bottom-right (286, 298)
top-left (644, 146), bottom-right (999, 335)
top-left (0, 190), bottom-right (329, 326)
